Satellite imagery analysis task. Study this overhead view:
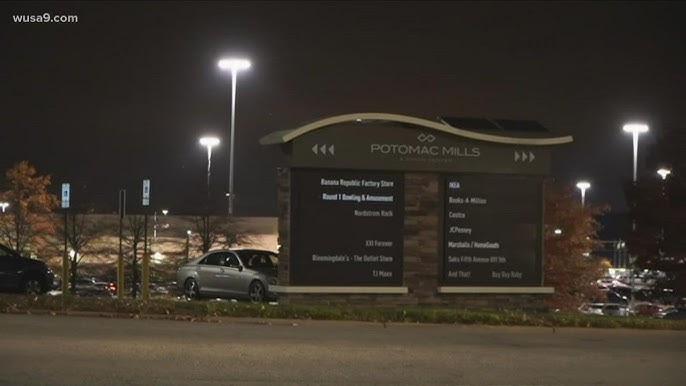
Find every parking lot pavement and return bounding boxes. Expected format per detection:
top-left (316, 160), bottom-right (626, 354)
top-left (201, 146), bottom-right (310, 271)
top-left (1, 314), bottom-right (685, 385)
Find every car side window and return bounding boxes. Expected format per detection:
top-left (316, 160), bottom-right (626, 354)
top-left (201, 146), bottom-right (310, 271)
top-left (201, 253), bottom-right (223, 266)
top-left (268, 252), bottom-right (278, 266)
top-left (253, 253), bottom-right (272, 268)
top-left (246, 253), bottom-right (261, 268)
top-left (225, 253), bottom-right (240, 268)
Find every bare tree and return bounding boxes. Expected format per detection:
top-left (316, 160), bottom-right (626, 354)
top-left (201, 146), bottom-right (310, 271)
top-left (221, 217), bottom-right (257, 249)
top-left (124, 215), bottom-right (146, 298)
top-left (191, 215), bottom-right (253, 254)
top-left (192, 214), bottom-right (220, 253)
top-left (43, 211), bottom-right (105, 293)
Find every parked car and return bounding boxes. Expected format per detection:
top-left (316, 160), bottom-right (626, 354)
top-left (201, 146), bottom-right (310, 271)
top-left (612, 286), bottom-right (633, 299)
top-left (662, 309), bottom-right (686, 320)
top-left (149, 283), bottom-right (169, 295)
top-left (631, 302), bottom-right (663, 316)
top-left (602, 303), bottom-right (631, 317)
top-left (0, 243), bottom-right (54, 294)
top-left (578, 303), bottom-right (630, 317)
top-left (74, 277), bottom-right (115, 297)
top-left (596, 277), bottom-right (630, 289)
top-left (177, 249), bottom-right (278, 302)
top-left (578, 303), bottom-right (605, 316)
top-left (653, 307), bottom-right (676, 319)
top-left (604, 290), bottom-right (628, 305)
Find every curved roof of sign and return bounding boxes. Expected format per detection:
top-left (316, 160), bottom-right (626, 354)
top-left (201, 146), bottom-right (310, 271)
top-left (259, 112), bottom-right (573, 146)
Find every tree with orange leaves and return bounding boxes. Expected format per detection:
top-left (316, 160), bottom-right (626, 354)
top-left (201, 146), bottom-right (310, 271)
top-left (543, 181), bottom-right (607, 310)
top-left (0, 161), bottom-right (59, 255)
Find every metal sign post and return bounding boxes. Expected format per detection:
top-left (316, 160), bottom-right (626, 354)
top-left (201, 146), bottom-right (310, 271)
top-left (142, 179), bottom-right (150, 301)
top-left (117, 190), bottom-right (126, 299)
top-left (61, 183), bottom-right (70, 294)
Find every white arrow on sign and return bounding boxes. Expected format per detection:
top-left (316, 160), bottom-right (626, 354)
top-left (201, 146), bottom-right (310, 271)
top-left (514, 151), bottom-right (536, 163)
top-left (311, 144), bottom-right (336, 156)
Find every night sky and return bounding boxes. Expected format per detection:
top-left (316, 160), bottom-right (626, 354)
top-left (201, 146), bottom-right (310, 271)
top-left (2, 1), bottom-right (685, 216)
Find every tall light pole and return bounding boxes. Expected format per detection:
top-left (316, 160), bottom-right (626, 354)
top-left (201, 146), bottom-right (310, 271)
top-left (218, 57), bottom-right (251, 215)
top-left (622, 123), bottom-right (648, 311)
top-left (623, 123), bottom-right (649, 183)
top-left (576, 181), bottom-right (591, 207)
top-left (199, 136), bottom-right (220, 195)
top-left (185, 230), bottom-right (192, 263)
top-left (657, 168), bottom-right (671, 254)
top-left (153, 209), bottom-right (168, 241)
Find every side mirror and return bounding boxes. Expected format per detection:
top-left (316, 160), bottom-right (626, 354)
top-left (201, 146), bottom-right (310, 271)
top-left (238, 265), bottom-right (243, 272)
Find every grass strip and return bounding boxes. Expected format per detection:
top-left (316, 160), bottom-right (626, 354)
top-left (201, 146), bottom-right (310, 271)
top-left (1, 294), bottom-right (684, 330)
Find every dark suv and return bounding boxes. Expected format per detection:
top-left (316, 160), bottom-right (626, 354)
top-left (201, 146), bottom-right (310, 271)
top-left (0, 243), bottom-right (54, 294)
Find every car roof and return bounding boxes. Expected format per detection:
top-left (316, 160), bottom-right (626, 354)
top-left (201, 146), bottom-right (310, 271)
top-left (197, 247), bottom-right (276, 252)
top-left (229, 248), bottom-right (277, 253)
top-left (185, 248), bottom-right (278, 264)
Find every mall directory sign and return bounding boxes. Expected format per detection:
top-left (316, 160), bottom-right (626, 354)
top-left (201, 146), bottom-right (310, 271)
top-left (290, 168), bottom-right (404, 286)
top-left (443, 175), bottom-right (542, 286)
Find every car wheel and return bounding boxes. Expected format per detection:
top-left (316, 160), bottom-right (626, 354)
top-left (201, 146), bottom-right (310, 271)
top-left (249, 280), bottom-right (265, 303)
top-left (184, 278), bottom-right (199, 301)
top-left (23, 277), bottom-right (43, 295)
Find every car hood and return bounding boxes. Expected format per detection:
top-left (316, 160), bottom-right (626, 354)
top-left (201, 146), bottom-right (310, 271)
top-left (15, 256), bottom-right (48, 269)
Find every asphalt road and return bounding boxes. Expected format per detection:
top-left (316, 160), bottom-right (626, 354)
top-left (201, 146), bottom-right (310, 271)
top-left (1, 313), bottom-right (685, 385)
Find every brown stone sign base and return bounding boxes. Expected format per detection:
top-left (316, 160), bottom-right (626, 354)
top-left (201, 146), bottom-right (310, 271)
top-left (276, 293), bottom-right (548, 310)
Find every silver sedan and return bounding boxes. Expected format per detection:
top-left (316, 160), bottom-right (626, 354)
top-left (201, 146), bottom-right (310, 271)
top-left (176, 249), bottom-right (278, 302)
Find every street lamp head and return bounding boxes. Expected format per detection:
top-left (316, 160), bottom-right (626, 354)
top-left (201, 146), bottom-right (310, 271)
top-left (161, 209), bottom-right (169, 216)
top-left (199, 136), bottom-right (220, 148)
top-left (218, 58), bottom-right (251, 72)
top-left (186, 230), bottom-right (192, 236)
top-left (554, 228), bottom-right (562, 235)
top-left (576, 181), bottom-right (591, 190)
top-left (0, 202), bottom-right (9, 212)
top-left (622, 123), bottom-right (649, 134)
top-left (657, 168), bottom-right (671, 180)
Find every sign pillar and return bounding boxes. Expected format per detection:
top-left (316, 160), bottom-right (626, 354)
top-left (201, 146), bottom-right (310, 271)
top-left (117, 190), bottom-right (126, 299)
top-left (61, 183), bottom-right (70, 294)
top-left (141, 179), bottom-right (150, 300)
